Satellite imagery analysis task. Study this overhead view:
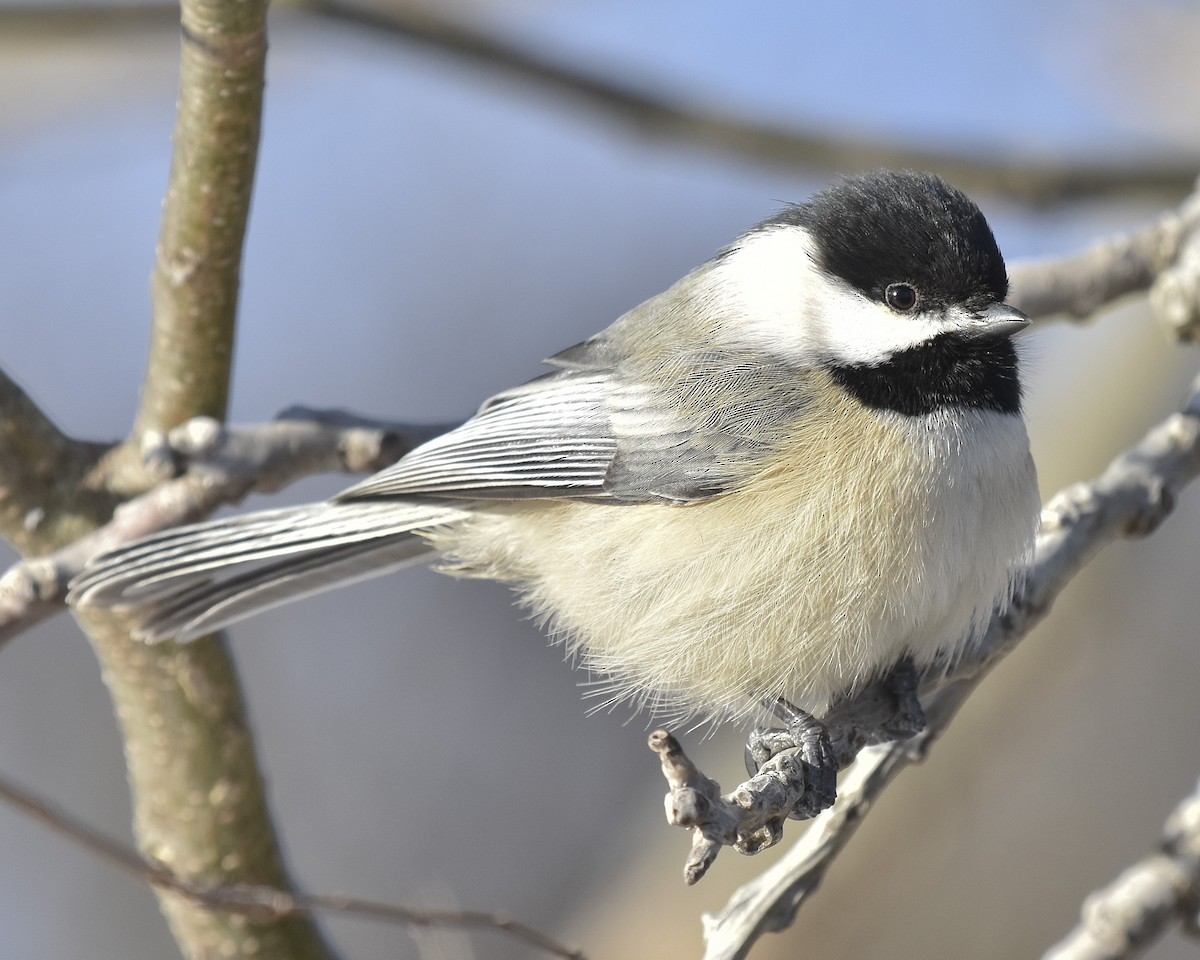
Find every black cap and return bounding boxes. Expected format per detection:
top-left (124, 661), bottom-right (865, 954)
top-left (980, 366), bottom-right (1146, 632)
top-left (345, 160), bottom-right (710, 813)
top-left (764, 170), bottom-right (1009, 311)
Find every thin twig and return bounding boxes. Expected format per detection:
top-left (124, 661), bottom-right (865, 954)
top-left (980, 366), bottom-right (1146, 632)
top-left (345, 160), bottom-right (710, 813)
top-left (659, 371), bottom-right (1200, 958)
top-left (0, 769), bottom-right (583, 960)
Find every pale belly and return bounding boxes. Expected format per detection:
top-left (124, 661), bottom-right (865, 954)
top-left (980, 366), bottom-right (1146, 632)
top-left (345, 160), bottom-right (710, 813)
top-left (432, 406), bottom-right (1039, 723)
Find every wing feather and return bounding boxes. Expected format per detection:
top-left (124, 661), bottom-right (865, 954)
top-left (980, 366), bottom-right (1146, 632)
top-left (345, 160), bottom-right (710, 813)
top-left (337, 373), bottom-right (619, 501)
top-left (336, 343), bottom-right (818, 506)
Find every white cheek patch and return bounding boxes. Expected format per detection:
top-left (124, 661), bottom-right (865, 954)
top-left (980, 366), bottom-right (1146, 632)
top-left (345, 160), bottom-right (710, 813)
top-left (808, 285), bottom-right (944, 366)
top-left (712, 226), bottom-right (944, 366)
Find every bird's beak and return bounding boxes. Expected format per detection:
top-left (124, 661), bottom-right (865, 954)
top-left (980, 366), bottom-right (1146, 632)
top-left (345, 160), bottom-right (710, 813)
top-left (957, 302), bottom-right (1032, 340)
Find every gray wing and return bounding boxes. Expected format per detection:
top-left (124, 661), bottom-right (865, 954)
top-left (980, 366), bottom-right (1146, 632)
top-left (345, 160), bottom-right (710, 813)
top-left (336, 371), bottom-right (619, 501)
top-left (337, 339), bottom-right (816, 506)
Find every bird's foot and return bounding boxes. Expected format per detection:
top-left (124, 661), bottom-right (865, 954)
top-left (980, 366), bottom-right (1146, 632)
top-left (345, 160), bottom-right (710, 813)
top-left (871, 656), bottom-right (927, 743)
top-left (745, 698), bottom-right (838, 819)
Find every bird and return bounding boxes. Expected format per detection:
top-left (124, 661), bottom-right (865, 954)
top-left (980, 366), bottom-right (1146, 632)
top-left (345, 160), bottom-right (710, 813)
top-left (71, 170), bottom-right (1040, 814)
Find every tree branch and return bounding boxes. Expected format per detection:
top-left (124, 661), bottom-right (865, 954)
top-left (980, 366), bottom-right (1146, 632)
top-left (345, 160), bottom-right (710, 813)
top-left (1010, 179), bottom-right (1200, 324)
top-left (1042, 775), bottom-right (1200, 960)
top-left (0, 767), bottom-right (583, 960)
top-left (0, 369), bottom-right (81, 488)
top-left (14, 0), bottom-right (1196, 955)
top-left (1150, 200), bottom-right (1200, 344)
top-left (126, 0), bottom-right (266, 452)
top-left (49, 0), bottom-right (347, 956)
top-left (650, 370), bottom-right (1200, 958)
top-left (0, 409), bottom-right (448, 641)
top-left (0, 368), bottom-right (115, 554)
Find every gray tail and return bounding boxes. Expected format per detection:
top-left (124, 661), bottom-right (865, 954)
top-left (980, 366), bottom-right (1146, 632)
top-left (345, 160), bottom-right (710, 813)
top-left (69, 501), bottom-right (469, 641)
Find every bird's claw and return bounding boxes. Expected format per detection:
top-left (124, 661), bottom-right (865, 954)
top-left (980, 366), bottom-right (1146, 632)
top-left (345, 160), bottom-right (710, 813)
top-left (745, 701), bottom-right (839, 819)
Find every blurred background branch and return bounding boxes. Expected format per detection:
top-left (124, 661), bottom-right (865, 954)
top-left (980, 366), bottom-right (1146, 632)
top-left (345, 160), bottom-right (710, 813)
top-left (1043, 774), bottom-right (1200, 960)
top-left (0, 1), bottom-right (1196, 204)
top-left (0, 767), bottom-right (583, 960)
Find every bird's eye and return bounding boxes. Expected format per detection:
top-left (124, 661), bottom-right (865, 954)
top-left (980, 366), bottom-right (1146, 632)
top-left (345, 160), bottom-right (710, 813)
top-left (885, 283), bottom-right (918, 312)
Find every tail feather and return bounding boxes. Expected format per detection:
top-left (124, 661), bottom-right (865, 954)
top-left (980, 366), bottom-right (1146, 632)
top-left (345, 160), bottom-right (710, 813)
top-left (70, 501), bottom-right (470, 641)
top-left (139, 535), bottom-right (436, 641)
top-left (80, 503), bottom-right (462, 603)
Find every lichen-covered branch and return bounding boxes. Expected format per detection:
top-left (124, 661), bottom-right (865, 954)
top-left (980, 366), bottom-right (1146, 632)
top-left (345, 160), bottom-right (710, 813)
top-left (1041, 775), bottom-right (1200, 960)
top-left (653, 371), bottom-right (1200, 959)
top-left (650, 675), bottom-right (921, 885)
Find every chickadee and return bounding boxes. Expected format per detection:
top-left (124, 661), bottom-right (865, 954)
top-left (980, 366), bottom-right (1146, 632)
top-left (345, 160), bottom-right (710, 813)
top-left (72, 171), bottom-right (1039, 808)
